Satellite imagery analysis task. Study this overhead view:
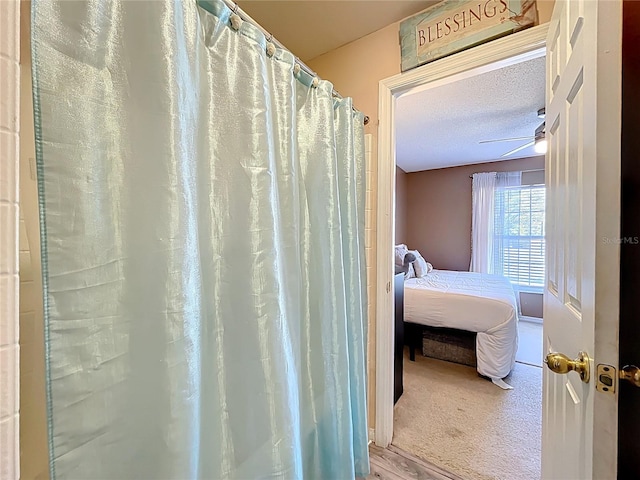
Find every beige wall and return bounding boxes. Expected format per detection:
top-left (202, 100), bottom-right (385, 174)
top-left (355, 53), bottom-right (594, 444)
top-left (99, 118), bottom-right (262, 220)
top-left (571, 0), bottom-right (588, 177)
top-left (308, 1), bottom-right (555, 425)
top-left (19, 2), bottom-right (49, 477)
top-left (0, 1), bottom-right (20, 478)
top-left (18, 200), bottom-right (48, 480)
top-left (405, 156), bottom-right (545, 271)
top-left (536, 1), bottom-right (555, 27)
top-left (308, 0), bottom-right (555, 133)
top-left (521, 291), bottom-right (543, 319)
top-left (395, 167), bottom-right (408, 245)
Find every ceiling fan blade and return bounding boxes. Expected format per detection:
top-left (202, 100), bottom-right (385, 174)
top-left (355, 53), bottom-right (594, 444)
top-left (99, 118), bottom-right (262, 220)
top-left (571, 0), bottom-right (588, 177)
top-left (479, 136), bottom-right (536, 144)
top-left (501, 140), bottom-right (536, 157)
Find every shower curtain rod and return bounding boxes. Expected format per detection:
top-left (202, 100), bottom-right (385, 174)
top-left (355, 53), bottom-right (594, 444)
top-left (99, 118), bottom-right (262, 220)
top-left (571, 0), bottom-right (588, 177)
top-left (220, 0), bottom-right (370, 125)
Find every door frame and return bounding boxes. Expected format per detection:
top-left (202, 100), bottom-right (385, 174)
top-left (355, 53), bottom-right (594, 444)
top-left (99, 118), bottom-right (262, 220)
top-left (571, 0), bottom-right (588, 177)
top-left (618, 1), bottom-right (640, 476)
top-left (374, 24), bottom-right (549, 447)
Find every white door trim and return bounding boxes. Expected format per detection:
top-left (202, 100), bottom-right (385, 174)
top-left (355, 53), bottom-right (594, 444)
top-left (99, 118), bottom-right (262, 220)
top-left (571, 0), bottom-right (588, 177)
top-left (374, 24), bottom-right (549, 447)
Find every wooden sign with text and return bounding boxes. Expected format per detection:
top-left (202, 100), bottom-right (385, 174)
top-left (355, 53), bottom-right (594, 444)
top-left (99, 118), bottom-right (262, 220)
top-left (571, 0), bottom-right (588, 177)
top-left (400, 0), bottom-right (537, 72)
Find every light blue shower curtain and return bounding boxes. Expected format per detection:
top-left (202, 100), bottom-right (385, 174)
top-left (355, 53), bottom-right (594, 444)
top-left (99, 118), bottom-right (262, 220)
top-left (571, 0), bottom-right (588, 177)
top-left (31, 0), bottom-right (368, 478)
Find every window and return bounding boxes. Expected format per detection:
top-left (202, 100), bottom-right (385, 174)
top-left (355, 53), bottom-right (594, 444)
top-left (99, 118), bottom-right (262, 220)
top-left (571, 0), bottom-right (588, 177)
top-left (493, 183), bottom-right (545, 291)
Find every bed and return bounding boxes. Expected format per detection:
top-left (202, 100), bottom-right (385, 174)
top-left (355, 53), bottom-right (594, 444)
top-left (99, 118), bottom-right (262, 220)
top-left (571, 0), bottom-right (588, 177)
top-left (403, 269), bottom-right (519, 389)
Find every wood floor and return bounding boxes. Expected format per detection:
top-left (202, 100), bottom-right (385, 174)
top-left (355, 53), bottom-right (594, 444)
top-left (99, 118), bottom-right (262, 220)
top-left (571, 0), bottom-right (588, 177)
top-left (366, 444), bottom-right (464, 480)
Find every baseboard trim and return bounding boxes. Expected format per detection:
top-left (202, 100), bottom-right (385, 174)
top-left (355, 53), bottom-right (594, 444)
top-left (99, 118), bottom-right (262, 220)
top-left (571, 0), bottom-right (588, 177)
top-left (520, 315), bottom-right (543, 324)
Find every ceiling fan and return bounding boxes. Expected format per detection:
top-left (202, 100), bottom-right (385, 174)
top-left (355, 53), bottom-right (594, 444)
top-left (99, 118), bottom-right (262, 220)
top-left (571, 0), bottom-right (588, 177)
top-left (479, 108), bottom-right (547, 157)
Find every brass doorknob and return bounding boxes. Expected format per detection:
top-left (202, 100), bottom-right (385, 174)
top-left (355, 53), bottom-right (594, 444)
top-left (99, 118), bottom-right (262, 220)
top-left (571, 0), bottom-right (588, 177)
top-left (620, 365), bottom-right (640, 387)
top-left (544, 351), bottom-right (590, 383)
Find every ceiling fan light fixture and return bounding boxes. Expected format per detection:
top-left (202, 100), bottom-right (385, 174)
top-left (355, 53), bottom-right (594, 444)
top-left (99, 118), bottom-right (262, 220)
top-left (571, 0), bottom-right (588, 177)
top-left (533, 121), bottom-right (546, 154)
top-left (534, 138), bottom-right (548, 154)
top-left (483, 113), bottom-right (546, 157)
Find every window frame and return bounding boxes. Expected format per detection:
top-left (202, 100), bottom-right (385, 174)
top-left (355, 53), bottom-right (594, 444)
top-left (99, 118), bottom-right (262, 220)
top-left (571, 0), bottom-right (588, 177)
top-left (492, 181), bottom-right (546, 292)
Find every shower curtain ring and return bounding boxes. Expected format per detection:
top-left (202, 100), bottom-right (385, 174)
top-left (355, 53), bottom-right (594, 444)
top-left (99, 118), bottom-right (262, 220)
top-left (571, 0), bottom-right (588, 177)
top-left (230, 3), bottom-right (243, 31)
top-left (265, 33), bottom-right (276, 57)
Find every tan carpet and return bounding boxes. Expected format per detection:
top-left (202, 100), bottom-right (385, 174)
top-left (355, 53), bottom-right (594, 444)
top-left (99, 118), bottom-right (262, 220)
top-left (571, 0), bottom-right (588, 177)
top-left (393, 350), bottom-right (541, 480)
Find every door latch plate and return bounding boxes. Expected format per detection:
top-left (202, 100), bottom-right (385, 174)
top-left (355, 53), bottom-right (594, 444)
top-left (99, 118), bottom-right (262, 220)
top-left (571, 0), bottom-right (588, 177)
top-left (596, 364), bottom-right (616, 394)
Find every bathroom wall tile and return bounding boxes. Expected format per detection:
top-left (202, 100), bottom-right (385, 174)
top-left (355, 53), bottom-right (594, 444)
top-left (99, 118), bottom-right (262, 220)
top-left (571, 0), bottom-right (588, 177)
top-left (0, 345), bottom-right (18, 420)
top-left (0, 414), bottom-right (18, 479)
top-left (0, 0), bottom-right (18, 59)
top-left (0, 274), bottom-right (18, 347)
top-left (0, 202), bottom-right (19, 274)
top-left (0, 1), bottom-right (21, 477)
top-left (0, 57), bottom-right (19, 133)
top-left (0, 132), bottom-right (19, 204)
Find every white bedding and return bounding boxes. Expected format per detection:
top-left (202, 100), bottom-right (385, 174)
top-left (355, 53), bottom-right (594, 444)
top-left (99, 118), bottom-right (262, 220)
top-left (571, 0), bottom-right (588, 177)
top-left (404, 270), bottom-right (519, 382)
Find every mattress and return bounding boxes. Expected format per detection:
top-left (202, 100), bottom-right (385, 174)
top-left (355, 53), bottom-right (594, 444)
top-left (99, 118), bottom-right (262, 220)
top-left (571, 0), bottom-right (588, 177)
top-left (404, 270), bottom-right (519, 382)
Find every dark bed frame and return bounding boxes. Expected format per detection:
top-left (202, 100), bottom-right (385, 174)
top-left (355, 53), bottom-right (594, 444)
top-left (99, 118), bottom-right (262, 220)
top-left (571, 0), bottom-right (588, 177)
top-left (404, 322), bottom-right (477, 367)
top-left (397, 258), bottom-right (478, 367)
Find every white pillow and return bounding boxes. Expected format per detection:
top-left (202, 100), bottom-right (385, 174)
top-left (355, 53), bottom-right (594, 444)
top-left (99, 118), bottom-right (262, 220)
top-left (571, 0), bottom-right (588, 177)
top-left (394, 244), bottom-right (408, 266)
top-left (410, 250), bottom-right (432, 277)
top-left (405, 263), bottom-right (416, 279)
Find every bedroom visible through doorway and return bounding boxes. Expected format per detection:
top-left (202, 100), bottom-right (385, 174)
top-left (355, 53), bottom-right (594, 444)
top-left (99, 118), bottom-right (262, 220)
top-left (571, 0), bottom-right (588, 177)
top-left (390, 47), bottom-right (546, 480)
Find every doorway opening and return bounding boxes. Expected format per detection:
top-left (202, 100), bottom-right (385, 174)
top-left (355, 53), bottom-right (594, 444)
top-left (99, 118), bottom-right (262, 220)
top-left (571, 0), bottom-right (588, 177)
top-left (393, 50), bottom-right (545, 480)
top-left (374, 24), bottom-right (549, 480)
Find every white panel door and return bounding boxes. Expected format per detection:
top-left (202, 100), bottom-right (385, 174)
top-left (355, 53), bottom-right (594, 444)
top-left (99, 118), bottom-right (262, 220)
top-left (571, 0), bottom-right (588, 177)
top-left (543, 1), bottom-right (621, 479)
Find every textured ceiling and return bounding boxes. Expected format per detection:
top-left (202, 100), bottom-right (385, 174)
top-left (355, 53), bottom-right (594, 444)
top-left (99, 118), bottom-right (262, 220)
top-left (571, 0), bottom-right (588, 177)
top-left (396, 56), bottom-right (546, 173)
top-left (237, 1), bottom-right (438, 62)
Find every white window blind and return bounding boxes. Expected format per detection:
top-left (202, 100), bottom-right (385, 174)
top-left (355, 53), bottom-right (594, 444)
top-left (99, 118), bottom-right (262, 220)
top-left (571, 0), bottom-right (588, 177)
top-left (493, 184), bottom-right (545, 290)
